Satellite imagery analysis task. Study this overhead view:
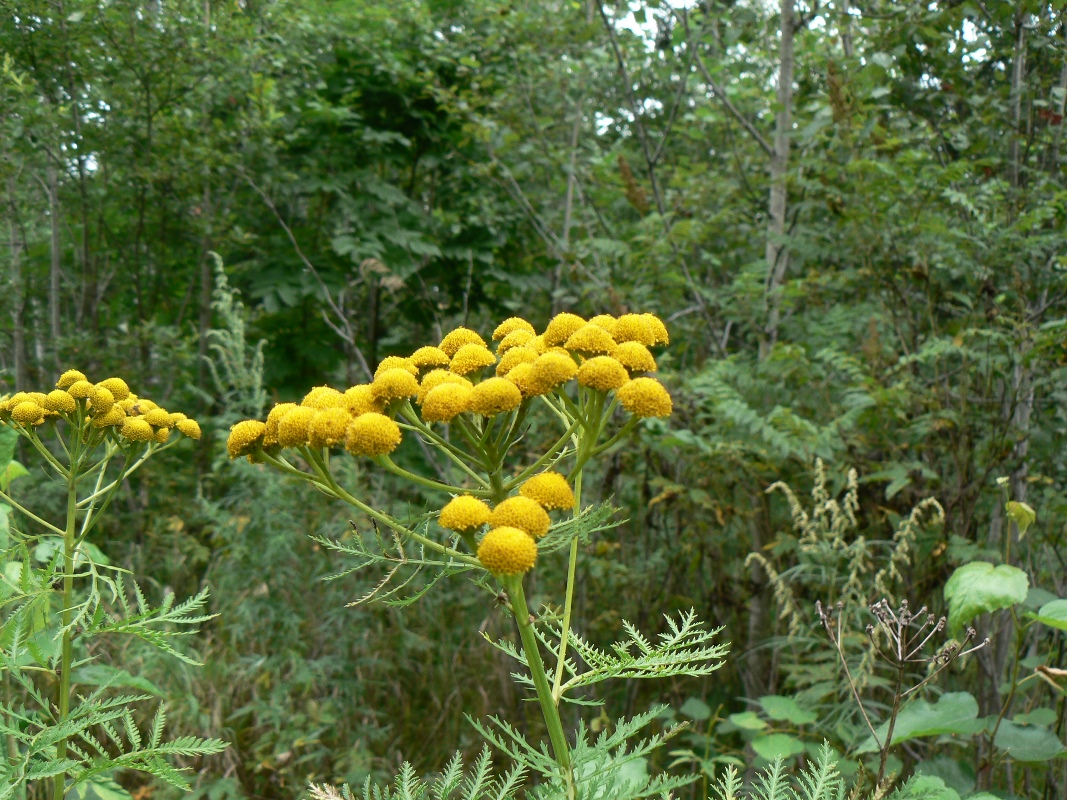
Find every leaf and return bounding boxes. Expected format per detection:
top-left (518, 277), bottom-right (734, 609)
top-left (679, 697), bottom-right (711, 721)
top-left (993, 720), bottom-right (1067, 762)
top-left (751, 733), bottom-right (805, 761)
top-left (1005, 501), bottom-right (1036, 537)
top-left (69, 778), bottom-right (133, 800)
top-left (758, 695), bottom-right (817, 725)
top-left (857, 692), bottom-right (982, 753)
top-left (1013, 708), bottom-right (1058, 727)
top-left (727, 711), bottom-right (767, 731)
top-left (0, 425), bottom-right (17, 469)
top-left (0, 460), bottom-right (27, 491)
top-left (1032, 599), bottom-right (1067, 631)
top-left (888, 775), bottom-right (960, 800)
top-left (943, 562), bottom-right (1029, 636)
top-left (72, 664), bottom-right (164, 697)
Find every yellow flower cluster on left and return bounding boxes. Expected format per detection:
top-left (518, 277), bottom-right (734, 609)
top-left (0, 370), bottom-right (200, 446)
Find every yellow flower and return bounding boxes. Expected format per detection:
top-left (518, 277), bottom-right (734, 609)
top-left (264, 403), bottom-right (296, 446)
top-left (177, 418), bottom-right (202, 439)
top-left (565, 324), bottom-right (617, 356)
top-left (417, 370), bottom-right (472, 404)
top-left (310, 407), bottom-right (352, 448)
top-left (617, 377), bottom-right (673, 418)
top-left (642, 313), bottom-right (669, 345)
top-left (168, 412), bottom-right (187, 426)
top-left (343, 385), bottom-right (383, 416)
top-left (450, 344), bottom-right (496, 376)
top-left (92, 405), bottom-right (127, 428)
top-left (497, 329), bottom-right (535, 356)
top-left (490, 496), bottom-right (551, 538)
top-left (528, 335), bottom-right (548, 354)
top-left (278, 406), bottom-right (317, 447)
top-left (422, 383), bottom-right (472, 423)
top-left (89, 385), bottom-right (116, 415)
top-left (155, 427), bottom-right (171, 444)
top-left (589, 315), bottom-right (618, 337)
top-left (543, 312), bottom-right (586, 346)
top-left (117, 396), bottom-right (137, 414)
top-left (56, 370), bottom-right (87, 389)
top-left (345, 412), bottom-right (402, 456)
top-left (302, 385), bottom-right (346, 409)
top-left (227, 420), bottom-right (266, 458)
top-left (440, 327), bottom-right (486, 357)
top-left (410, 346), bottom-right (451, 370)
top-left (496, 345), bottom-right (538, 377)
top-left (493, 317), bottom-right (536, 341)
top-left (371, 368), bottom-right (420, 402)
top-left (11, 401), bottom-right (44, 426)
top-left (439, 495), bottom-right (492, 532)
top-left (504, 362), bottom-right (538, 397)
top-left (577, 356), bottom-right (629, 392)
top-left (374, 356), bottom-right (418, 378)
top-left (520, 472), bottom-right (575, 510)
top-left (67, 380), bottom-right (94, 399)
top-left (613, 314), bottom-right (656, 346)
top-left (130, 398), bottom-right (159, 414)
top-left (143, 408), bottom-right (172, 428)
top-left (469, 377), bottom-right (522, 416)
top-left (97, 377), bottom-right (131, 401)
top-left (612, 341), bottom-right (657, 374)
top-left (120, 417), bottom-right (154, 442)
top-left (530, 352), bottom-right (577, 392)
top-left (0, 392), bottom-right (29, 414)
top-left (43, 390), bottom-right (76, 414)
top-left (478, 526), bottom-right (537, 575)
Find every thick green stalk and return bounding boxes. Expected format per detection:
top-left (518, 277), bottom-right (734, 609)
top-left (54, 475), bottom-right (78, 800)
top-left (553, 468), bottom-right (582, 702)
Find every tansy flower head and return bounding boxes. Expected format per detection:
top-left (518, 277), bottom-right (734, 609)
top-left (439, 495), bottom-right (491, 532)
top-left (417, 370), bottom-right (472, 405)
top-left (531, 352), bottom-right (577, 392)
top-left (450, 344), bottom-right (495, 377)
top-left (97, 377), bottom-right (131, 401)
top-left (143, 408), bottom-right (172, 428)
top-left (613, 314), bottom-right (656, 346)
top-left (309, 407), bottom-right (352, 448)
top-left (0, 393), bottom-right (29, 414)
top-left (344, 385), bottom-right (383, 416)
top-left (528, 335), bottom-right (548, 354)
top-left (168, 412), bottom-right (187, 426)
top-left (302, 386), bottom-right (345, 410)
top-left (345, 412), bottom-right (402, 457)
top-left (67, 380), bottom-right (94, 399)
top-left (577, 356), bottom-right (629, 392)
top-left (496, 346), bottom-right (538, 376)
top-left (57, 370), bottom-right (87, 390)
top-left (469, 377), bottom-right (522, 416)
top-left (612, 341), bottom-right (657, 375)
top-left (520, 472), bottom-right (575, 510)
top-left (504, 362), bottom-right (539, 397)
top-left (371, 368), bottom-right (419, 402)
top-left (131, 398), bottom-right (158, 414)
top-left (264, 403), bottom-right (296, 446)
top-left (642, 313), bottom-right (669, 345)
top-left (374, 356), bottom-right (418, 379)
top-left (177, 418), bottom-right (202, 439)
top-left (120, 417), bottom-right (154, 442)
top-left (440, 327), bottom-right (486, 357)
top-left (589, 315), bottom-right (618, 337)
top-left (117, 396), bottom-right (137, 413)
top-left (478, 526), bottom-right (537, 575)
top-left (92, 405), bottom-right (126, 428)
top-left (493, 317), bottom-right (536, 341)
top-left (565, 324), bottom-right (617, 356)
top-left (497, 329), bottom-right (535, 355)
top-left (11, 401), bottom-right (44, 426)
top-left (543, 312), bottom-right (586, 346)
top-left (617, 377), bottom-right (673, 418)
top-left (422, 383), bottom-right (472, 423)
top-left (43, 390), bottom-right (76, 414)
top-left (227, 420), bottom-right (266, 458)
top-left (278, 406), bottom-right (317, 447)
top-left (410, 346), bottom-right (451, 370)
top-left (89, 385), bottom-right (116, 415)
top-left (490, 496), bottom-right (551, 538)
top-left (155, 427), bottom-right (171, 444)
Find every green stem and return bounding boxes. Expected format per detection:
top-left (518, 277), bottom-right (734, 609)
top-left (553, 468), bottom-right (583, 702)
top-left (502, 419), bottom-right (582, 492)
top-left (376, 455), bottom-right (487, 497)
top-left (0, 489), bottom-right (65, 536)
top-left (54, 476), bottom-right (78, 800)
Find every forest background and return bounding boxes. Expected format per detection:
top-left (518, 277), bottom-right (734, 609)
top-left (2, 0), bottom-right (1067, 798)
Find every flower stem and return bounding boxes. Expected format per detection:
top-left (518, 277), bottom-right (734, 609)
top-left (54, 474), bottom-right (78, 800)
top-left (552, 467), bottom-right (582, 703)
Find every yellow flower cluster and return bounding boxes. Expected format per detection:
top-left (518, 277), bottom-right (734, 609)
top-left (0, 370), bottom-right (199, 445)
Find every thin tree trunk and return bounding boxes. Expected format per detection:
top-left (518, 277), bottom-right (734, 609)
top-left (762, 0), bottom-right (795, 358)
top-left (840, 0), bottom-right (853, 59)
top-left (47, 160), bottom-right (62, 342)
top-left (1049, 55), bottom-right (1067, 170)
top-left (1008, 13), bottom-right (1027, 191)
top-left (8, 188), bottom-right (28, 391)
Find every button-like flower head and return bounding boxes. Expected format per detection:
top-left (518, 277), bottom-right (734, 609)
top-left (478, 526), bottom-right (537, 575)
top-left (371, 368), bottom-right (420, 402)
top-left (493, 317), bottom-right (536, 341)
top-left (617, 377), bottom-right (673, 418)
top-left (543, 312), bottom-right (586, 346)
top-left (439, 495), bottom-right (492, 532)
top-left (345, 412), bottom-right (402, 457)
top-left (612, 342), bottom-right (657, 375)
top-left (439, 327), bottom-right (486, 357)
top-left (227, 420), bottom-right (266, 458)
top-left (576, 356), bottom-right (629, 392)
top-left (490, 496), bottom-right (551, 538)
top-left (422, 383), bottom-right (472, 423)
top-left (469, 378), bottom-right (522, 416)
top-left (520, 472), bottom-right (575, 510)
top-left (450, 344), bottom-right (496, 377)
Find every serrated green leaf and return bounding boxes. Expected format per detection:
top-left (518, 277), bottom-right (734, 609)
top-left (944, 562), bottom-right (1029, 636)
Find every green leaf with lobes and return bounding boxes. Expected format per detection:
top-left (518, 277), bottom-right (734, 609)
top-left (944, 561), bottom-right (1029, 636)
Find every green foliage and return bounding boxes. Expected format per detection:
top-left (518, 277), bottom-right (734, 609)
top-left (943, 562), bottom-right (1029, 637)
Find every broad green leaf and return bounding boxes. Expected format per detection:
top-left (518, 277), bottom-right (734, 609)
top-left (1032, 599), bottom-right (1067, 631)
top-left (993, 720), bottom-right (1066, 762)
top-left (751, 733), bottom-right (805, 761)
top-left (0, 459), bottom-right (28, 491)
top-left (679, 697), bottom-right (711, 721)
top-left (0, 425), bottom-right (16, 470)
top-left (1014, 708), bottom-right (1058, 727)
top-left (857, 692), bottom-right (982, 753)
top-left (727, 711), bottom-right (767, 731)
top-left (944, 562), bottom-right (1029, 636)
top-left (758, 695), bottom-right (817, 725)
top-left (68, 777), bottom-right (134, 800)
top-left (1005, 501), bottom-right (1036, 537)
top-left (914, 756), bottom-right (975, 797)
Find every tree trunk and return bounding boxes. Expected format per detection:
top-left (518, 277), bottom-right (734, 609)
top-left (8, 190), bottom-right (28, 391)
top-left (1008, 12), bottom-right (1027, 192)
top-left (761, 0), bottom-right (795, 358)
top-left (47, 159), bottom-right (62, 343)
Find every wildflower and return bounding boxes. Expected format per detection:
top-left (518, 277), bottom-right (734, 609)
top-left (469, 378), bottom-right (522, 416)
top-left (497, 329), bottom-right (534, 355)
top-left (478, 526), bottom-right (537, 575)
top-left (117, 396), bottom-right (138, 414)
top-left (617, 377), bottom-right (673, 418)
top-left (43, 390), bottom-right (76, 414)
top-left (309, 407), bottom-right (352, 448)
top-left (520, 472), bottom-right (575, 510)
top-left (422, 383), bottom-right (472, 423)
top-left (589, 315), bottom-right (618, 337)
top-left (57, 370), bottom-right (87, 389)
top-left (493, 317), bottom-right (536, 341)
top-left (168, 412), bottom-right (187, 426)
top-left (11, 401), bottom-right (44, 426)
top-left (120, 417), bottom-right (154, 442)
top-left (410, 346), bottom-right (451, 370)
top-left (613, 314), bottom-right (656, 346)
top-left (528, 335), bottom-right (548, 354)
top-left (490, 496), bottom-right (551, 538)
top-left (92, 405), bottom-right (127, 428)
top-left (345, 412), bottom-right (402, 456)
top-left (504, 362), bottom-right (538, 397)
top-left (263, 403), bottom-right (296, 446)
top-left (450, 344), bottom-right (496, 376)
top-left (278, 406), bottom-right (317, 447)
top-left (67, 380), bottom-right (94, 399)
top-left (154, 427), bottom-right (171, 444)
top-left (130, 398), bottom-right (159, 414)
top-left (543, 312), bottom-right (586, 346)
top-left (302, 386), bottom-right (346, 409)
top-left (530, 352), bottom-right (577, 392)
top-left (374, 356), bottom-right (418, 378)
top-left (417, 370), bottom-right (472, 405)
top-left (642, 313), bottom-right (669, 345)
top-left (344, 385), bottom-right (383, 416)
top-left (97, 377), bottom-right (131, 401)
top-left (177, 418), bottom-right (202, 439)
top-left (0, 393), bottom-right (29, 415)
top-left (371, 368), bottom-right (419, 402)
top-left (612, 341), bottom-right (657, 375)
top-left (565, 324), bottom-right (616, 356)
top-left (440, 327), bottom-right (486, 357)
top-left (496, 346), bottom-right (538, 377)
top-left (87, 385), bottom-right (115, 415)
top-left (439, 495), bottom-right (492, 532)
top-left (227, 420), bottom-right (266, 458)
top-left (143, 408), bottom-right (172, 428)
top-left (577, 356), bottom-right (629, 392)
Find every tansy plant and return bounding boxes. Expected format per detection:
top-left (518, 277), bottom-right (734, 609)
top-left (0, 373), bottom-right (225, 799)
top-left (226, 312), bottom-right (728, 800)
